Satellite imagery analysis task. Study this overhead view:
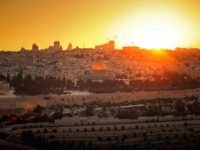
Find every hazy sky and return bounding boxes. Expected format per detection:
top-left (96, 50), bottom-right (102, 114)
top-left (0, 0), bottom-right (200, 50)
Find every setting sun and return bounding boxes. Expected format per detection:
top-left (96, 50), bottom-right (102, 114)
top-left (107, 2), bottom-right (194, 49)
top-left (134, 21), bottom-right (183, 49)
top-left (0, 0), bottom-right (200, 50)
top-left (108, 14), bottom-right (188, 49)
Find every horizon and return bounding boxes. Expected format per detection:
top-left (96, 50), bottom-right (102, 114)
top-left (2, 40), bottom-right (200, 52)
top-left (1, 0), bottom-right (200, 50)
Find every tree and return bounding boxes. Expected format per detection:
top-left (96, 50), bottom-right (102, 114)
top-left (21, 130), bottom-right (35, 145)
top-left (85, 104), bottom-right (94, 116)
top-left (175, 100), bottom-right (185, 114)
top-left (33, 105), bottom-right (44, 113)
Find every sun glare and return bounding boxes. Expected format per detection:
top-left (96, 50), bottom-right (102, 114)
top-left (108, 12), bottom-right (188, 49)
top-left (135, 21), bottom-right (180, 49)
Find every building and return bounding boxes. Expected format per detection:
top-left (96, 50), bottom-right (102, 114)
top-left (122, 46), bottom-right (140, 52)
top-left (32, 43), bottom-right (39, 52)
top-left (95, 41), bottom-right (115, 50)
top-left (54, 41), bottom-right (62, 51)
top-left (46, 41), bottom-right (62, 52)
top-left (67, 43), bottom-right (73, 50)
top-left (82, 62), bottom-right (111, 82)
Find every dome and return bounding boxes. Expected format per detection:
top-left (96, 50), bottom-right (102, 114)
top-left (92, 63), bottom-right (107, 71)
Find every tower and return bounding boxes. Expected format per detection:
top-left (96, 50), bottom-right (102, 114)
top-left (108, 40), bottom-right (115, 50)
top-left (54, 41), bottom-right (61, 51)
top-left (32, 43), bottom-right (39, 52)
top-left (67, 43), bottom-right (73, 50)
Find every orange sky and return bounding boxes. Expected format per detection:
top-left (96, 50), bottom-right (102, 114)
top-left (0, 0), bottom-right (200, 50)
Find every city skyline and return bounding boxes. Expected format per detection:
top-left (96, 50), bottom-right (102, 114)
top-left (1, 1), bottom-right (200, 149)
top-left (2, 40), bottom-right (200, 52)
top-left (1, 0), bottom-right (200, 50)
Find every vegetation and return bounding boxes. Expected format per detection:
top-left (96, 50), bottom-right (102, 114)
top-left (0, 69), bottom-right (200, 95)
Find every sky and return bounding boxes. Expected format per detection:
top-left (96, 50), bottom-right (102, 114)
top-left (0, 0), bottom-right (200, 50)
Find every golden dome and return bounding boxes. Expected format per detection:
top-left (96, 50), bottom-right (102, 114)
top-left (92, 63), bottom-right (107, 71)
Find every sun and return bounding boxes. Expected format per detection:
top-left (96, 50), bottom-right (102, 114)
top-left (134, 22), bottom-right (180, 49)
top-left (108, 12), bottom-right (188, 50)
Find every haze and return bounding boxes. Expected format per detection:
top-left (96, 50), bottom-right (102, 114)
top-left (0, 0), bottom-right (200, 50)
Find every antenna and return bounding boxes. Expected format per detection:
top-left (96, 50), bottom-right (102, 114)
top-left (107, 35), bottom-right (118, 41)
top-left (113, 35), bottom-right (118, 40)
